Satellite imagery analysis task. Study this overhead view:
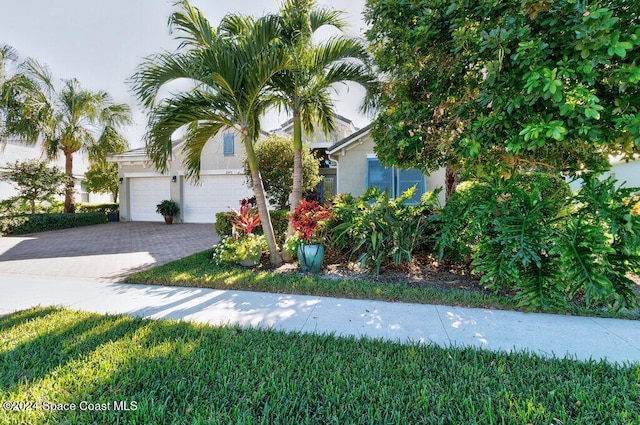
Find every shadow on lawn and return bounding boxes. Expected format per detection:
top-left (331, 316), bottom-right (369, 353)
top-left (1, 308), bottom-right (638, 424)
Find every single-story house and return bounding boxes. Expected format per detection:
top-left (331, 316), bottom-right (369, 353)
top-left (111, 116), bottom-right (640, 224)
top-left (108, 128), bottom-right (254, 223)
top-left (327, 124), bottom-right (448, 206)
top-left (110, 117), bottom-right (364, 223)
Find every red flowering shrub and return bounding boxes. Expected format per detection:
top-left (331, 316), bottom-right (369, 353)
top-left (227, 197), bottom-right (261, 237)
top-left (289, 199), bottom-right (334, 243)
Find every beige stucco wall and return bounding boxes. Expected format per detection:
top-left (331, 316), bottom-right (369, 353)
top-left (197, 129), bottom-right (245, 171)
top-left (114, 127), bottom-right (247, 222)
top-left (330, 133), bottom-right (447, 205)
top-left (332, 136), bottom-right (373, 198)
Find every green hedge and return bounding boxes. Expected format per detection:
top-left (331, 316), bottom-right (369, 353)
top-left (215, 209), bottom-right (289, 245)
top-left (0, 212), bottom-right (108, 236)
top-left (75, 203), bottom-right (119, 213)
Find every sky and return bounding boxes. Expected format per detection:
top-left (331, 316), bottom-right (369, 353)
top-left (0, 0), bottom-right (370, 149)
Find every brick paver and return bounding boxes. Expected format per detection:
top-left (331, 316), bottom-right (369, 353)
top-left (0, 222), bottom-right (218, 282)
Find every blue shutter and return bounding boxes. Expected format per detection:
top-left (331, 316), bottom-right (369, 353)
top-left (223, 133), bottom-right (234, 156)
top-left (366, 158), bottom-right (394, 196)
top-left (397, 168), bottom-right (426, 204)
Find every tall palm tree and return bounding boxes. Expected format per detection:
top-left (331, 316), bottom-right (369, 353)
top-left (16, 59), bottom-right (131, 213)
top-left (131, 0), bottom-right (287, 266)
top-left (0, 45), bottom-right (41, 146)
top-left (270, 0), bottom-right (376, 252)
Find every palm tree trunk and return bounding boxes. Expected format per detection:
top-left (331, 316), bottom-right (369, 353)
top-left (64, 151), bottom-right (75, 213)
top-left (283, 112), bottom-right (304, 262)
top-left (290, 112), bottom-right (304, 209)
top-left (244, 136), bottom-right (282, 266)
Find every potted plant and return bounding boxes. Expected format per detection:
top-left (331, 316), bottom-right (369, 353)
top-left (212, 198), bottom-right (267, 267)
top-left (289, 199), bottom-right (334, 274)
top-left (156, 199), bottom-right (180, 224)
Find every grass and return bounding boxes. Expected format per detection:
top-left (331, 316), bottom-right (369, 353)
top-left (1, 307), bottom-right (638, 424)
top-left (125, 249), bottom-right (639, 319)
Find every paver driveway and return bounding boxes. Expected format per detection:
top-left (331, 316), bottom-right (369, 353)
top-left (0, 222), bottom-right (218, 282)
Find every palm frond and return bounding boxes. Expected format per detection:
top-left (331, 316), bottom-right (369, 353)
top-left (169, 0), bottom-right (217, 49)
top-left (219, 14), bottom-right (257, 39)
top-left (131, 51), bottom-right (198, 109)
top-left (146, 89), bottom-right (234, 173)
top-left (181, 121), bottom-right (226, 181)
top-left (309, 4), bottom-right (347, 32)
top-left (20, 58), bottom-right (55, 94)
top-left (300, 88), bottom-right (335, 137)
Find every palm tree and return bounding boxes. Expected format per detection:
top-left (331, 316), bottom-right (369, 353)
top-left (270, 0), bottom-right (376, 253)
top-left (0, 45), bottom-right (41, 146)
top-left (131, 0), bottom-right (287, 266)
top-left (14, 60), bottom-right (131, 213)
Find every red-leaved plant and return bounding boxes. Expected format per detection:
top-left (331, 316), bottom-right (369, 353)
top-left (227, 197), bottom-right (261, 237)
top-left (289, 199), bottom-right (334, 243)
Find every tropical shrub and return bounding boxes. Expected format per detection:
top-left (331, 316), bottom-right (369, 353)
top-left (436, 173), bottom-right (640, 312)
top-left (211, 234), bottom-right (267, 265)
top-left (215, 209), bottom-right (289, 246)
top-left (155, 200), bottom-right (180, 217)
top-left (289, 199), bottom-right (334, 244)
top-left (330, 187), bottom-right (439, 274)
top-left (212, 199), bottom-right (270, 266)
top-left (227, 197), bottom-right (261, 236)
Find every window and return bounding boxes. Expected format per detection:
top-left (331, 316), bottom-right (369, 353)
top-left (223, 133), bottom-right (234, 156)
top-left (366, 158), bottom-right (394, 195)
top-left (397, 168), bottom-right (426, 204)
top-left (366, 158), bottom-right (426, 203)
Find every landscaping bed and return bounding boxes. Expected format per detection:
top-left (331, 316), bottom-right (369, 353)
top-left (125, 249), bottom-right (640, 319)
top-left (1, 307), bottom-right (638, 424)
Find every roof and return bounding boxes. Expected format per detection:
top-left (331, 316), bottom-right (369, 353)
top-left (107, 146), bottom-right (151, 163)
top-left (326, 123), bottom-right (372, 155)
top-left (274, 114), bottom-right (355, 132)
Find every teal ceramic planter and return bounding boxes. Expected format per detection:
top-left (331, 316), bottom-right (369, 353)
top-left (297, 244), bottom-right (324, 275)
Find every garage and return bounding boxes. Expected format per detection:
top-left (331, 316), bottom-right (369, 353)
top-left (129, 177), bottom-right (171, 222)
top-left (182, 174), bottom-right (254, 223)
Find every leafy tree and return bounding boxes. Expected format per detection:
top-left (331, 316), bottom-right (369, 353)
top-left (1, 159), bottom-right (68, 215)
top-left (3, 59), bottom-right (131, 213)
top-left (243, 135), bottom-right (321, 209)
top-left (131, 0), bottom-right (288, 266)
top-left (365, 0), bottom-right (640, 178)
top-left (269, 0), bottom-right (376, 257)
top-left (83, 162), bottom-right (120, 202)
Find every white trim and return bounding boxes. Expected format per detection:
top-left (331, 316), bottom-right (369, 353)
top-left (327, 126), bottom-right (372, 155)
top-left (178, 169), bottom-right (245, 176)
top-left (123, 171), bottom-right (168, 178)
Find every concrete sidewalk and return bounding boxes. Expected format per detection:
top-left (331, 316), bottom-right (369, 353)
top-left (1, 273), bottom-right (639, 365)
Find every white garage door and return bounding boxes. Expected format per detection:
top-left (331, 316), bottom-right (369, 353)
top-left (129, 177), bottom-right (171, 222)
top-left (183, 175), bottom-right (254, 223)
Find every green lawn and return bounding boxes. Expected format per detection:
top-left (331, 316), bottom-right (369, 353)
top-left (1, 307), bottom-right (638, 424)
top-left (125, 249), bottom-right (639, 319)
